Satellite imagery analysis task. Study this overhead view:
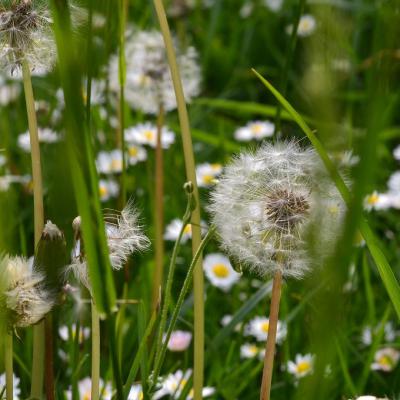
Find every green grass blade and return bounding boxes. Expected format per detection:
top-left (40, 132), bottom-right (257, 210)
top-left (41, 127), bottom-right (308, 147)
top-left (252, 69), bottom-right (400, 320)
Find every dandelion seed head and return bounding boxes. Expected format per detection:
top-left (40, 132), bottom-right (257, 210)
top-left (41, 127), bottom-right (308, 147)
top-left (208, 141), bottom-right (346, 279)
top-left (0, 255), bottom-right (53, 328)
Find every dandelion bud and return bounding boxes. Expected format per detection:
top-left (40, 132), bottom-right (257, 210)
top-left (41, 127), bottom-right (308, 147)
top-left (208, 141), bottom-right (346, 279)
top-left (183, 181), bottom-right (194, 194)
top-left (0, 255), bottom-right (53, 329)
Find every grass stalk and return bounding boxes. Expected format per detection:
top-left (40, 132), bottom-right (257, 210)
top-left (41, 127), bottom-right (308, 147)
top-left (152, 2), bottom-right (204, 398)
top-left (151, 104), bottom-right (166, 314)
top-left (91, 302), bottom-right (100, 400)
top-left (21, 58), bottom-right (45, 400)
top-left (108, 314), bottom-right (124, 400)
top-left (5, 332), bottom-right (13, 400)
top-left (260, 270), bottom-right (283, 400)
top-left (44, 315), bottom-right (55, 400)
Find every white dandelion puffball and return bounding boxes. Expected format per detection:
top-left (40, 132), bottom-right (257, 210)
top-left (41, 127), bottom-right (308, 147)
top-left (208, 141), bottom-right (346, 279)
top-left (0, 0), bottom-right (56, 75)
top-left (109, 28), bottom-right (201, 114)
top-left (0, 255), bottom-right (53, 328)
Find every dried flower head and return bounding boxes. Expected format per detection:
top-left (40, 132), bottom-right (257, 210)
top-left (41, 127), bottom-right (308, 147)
top-left (108, 28), bottom-right (201, 114)
top-left (0, 0), bottom-right (56, 74)
top-left (69, 201), bottom-right (150, 290)
top-left (0, 255), bottom-right (53, 328)
top-left (208, 141), bottom-right (346, 279)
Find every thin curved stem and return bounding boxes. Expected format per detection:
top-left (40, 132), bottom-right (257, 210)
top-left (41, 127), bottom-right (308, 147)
top-left (5, 332), bottom-right (13, 400)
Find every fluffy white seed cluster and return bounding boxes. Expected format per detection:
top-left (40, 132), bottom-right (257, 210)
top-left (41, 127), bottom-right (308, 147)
top-left (208, 141), bottom-right (346, 279)
top-left (0, 255), bottom-right (53, 328)
top-left (0, 0), bottom-right (56, 75)
top-left (108, 28), bottom-right (201, 114)
top-left (70, 202), bottom-right (150, 290)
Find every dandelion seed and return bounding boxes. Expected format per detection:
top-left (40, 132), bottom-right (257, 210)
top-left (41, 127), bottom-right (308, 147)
top-left (108, 29), bottom-right (201, 114)
top-left (203, 253), bottom-right (240, 292)
top-left (0, 255), bottom-right (53, 328)
top-left (208, 141), bottom-right (346, 279)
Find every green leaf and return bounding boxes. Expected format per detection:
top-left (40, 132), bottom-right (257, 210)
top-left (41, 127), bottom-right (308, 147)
top-left (252, 68), bottom-right (400, 320)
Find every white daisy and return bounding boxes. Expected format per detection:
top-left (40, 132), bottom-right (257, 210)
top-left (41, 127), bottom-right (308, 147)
top-left (388, 171), bottom-right (400, 193)
top-left (239, 2), bottom-right (254, 18)
top-left (0, 373), bottom-right (20, 399)
top-left (371, 347), bottom-right (400, 372)
top-left (165, 330), bottom-right (192, 352)
top-left (99, 179), bottom-right (120, 202)
top-left (126, 144), bottom-right (147, 166)
top-left (164, 219), bottom-right (193, 243)
top-left (58, 324), bottom-right (90, 344)
top-left (220, 314), bottom-right (242, 331)
top-left (234, 120), bottom-right (274, 142)
top-left (128, 384), bottom-right (144, 400)
top-left (287, 353), bottom-right (314, 379)
top-left (287, 14), bottom-right (317, 37)
top-left (0, 75), bottom-right (20, 105)
top-left (125, 122), bottom-right (175, 149)
top-left (263, 0), bottom-right (283, 12)
top-left (0, 174), bottom-right (31, 192)
top-left (244, 316), bottom-right (287, 344)
top-left (196, 163), bottom-right (223, 188)
top-left (65, 377), bottom-right (112, 400)
top-left (393, 145), bottom-right (400, 161)
top-left (363, 191), bottom-right (395, 211)
top-left (96, 150), bottom-right (123, 174)
top-left (203, 253), bottom-right (241, 292)
top-left (240, 343), bottom-right (260, 359)
top-left (18, 128), bottom-right (59, 152)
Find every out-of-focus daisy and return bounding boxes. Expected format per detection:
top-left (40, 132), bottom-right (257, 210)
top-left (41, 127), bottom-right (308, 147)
top-left (154, 370), bottom-right (214, 400)
top-left (244, 316), bottom-right (287, 343)
top-left (164, 219), bottom-right (193, 243)
top-left (59, 324), bottom-right (90, 344)
top-left (196, 163), bottom-right (223, 188)
top-left (165, 330), bottom-right (192, 352)
top-left (96, 150), bottom-right (123, 174)
top-left (234, 120), bottom-right (274, 142)
top-left (125, 123), bottom-right (175, 149)
top-left (240, 343), bottom-right (260, 359)
top-left (0, 154), bottom-right (5, 168)
top-left (0, 174), bottom-right (31, 192)
top-left (65, 377), bottom-right (112, 400)
top-left (109, 29), bottom-right (200, 114)
top-left (371, 347), bottom-right (400, 372)
top-left (351, 397), bottom-right (389, 400)
top-left (263, 0), bottom-right (283, 12)
top-left (18, 128), bottom-right (59, 152)
top-left (361, 322), bottom-right (398, 346)
top-left (126, 144), bottom-right (147, 166)
top-left (393, 145), bottom-right (400, 161)
top-left (363, 192), bottom-right (394, 211)
top-left (239, 1), bottom-right (254, 18)
top-left (287, 354), bottom-right (314, 379)
top-left (0, 75), bottom-right (20, 105)
top-left (128, 384), bottom-right (144, 400)
top-left (203, 253), bottom-right (241, 292)
top-left (388, 171), bottom-right (400, 193)
top-left (0, 373), bottom-right (20, 399)
top-left (220, 314), bottom-right (242, 331)
top-left (99, 179), bottom-right (119, 202)
top-left (286, 14), bottom-right (317, 37)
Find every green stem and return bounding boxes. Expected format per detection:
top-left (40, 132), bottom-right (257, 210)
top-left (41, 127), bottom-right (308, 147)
top-left (150, 226), bottom-right (216, 392)
top-left (108, 314), bottom-right (124, 400)
top-left (152, 2), bottom-right (204, 398)
top-left (91, 302), bottom-right (100, 400)
top-left (44, 315), bottom-right (55, 400)
top-left (153, 190), bottom-right (193, 372)
top-left (151, 104), bottom-right (166, 314)
top-left (5, 332), bottom-right (13, 400)
top-left (21, 58), bottom-right (45, 400)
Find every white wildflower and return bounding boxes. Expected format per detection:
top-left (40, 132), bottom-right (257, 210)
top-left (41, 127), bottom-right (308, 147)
top-left (286, 14), bottom-right (316, 37)
top-left (263, 0), bottom-right (283, 12)
top-left (65, 377), bottom-right (112, 400)
top-left (239, 2), bottom-right (254, 18)
top-left (388, 171), bottom-right (400, 193)
top-left (18, 128), bottom-right (59, 152)
top-left (164, 219), bottom-right (193, 243)
top-left (234, 120), bottom-right (274, 142)
top-left (196, 163), bottom-right (222, 188)
top-left (109, 29), bottom-right (201, 114)
top-left (0, 174), bottom-right (30, 192)
top-left (393, 145), bottom-right (400, 161)
top-left (244, 316), bottom-right (287, 343)
top-left (287, 353), bottom-right (314, 379)
top-left (125, 122), bottom-right (175, 149)
top-left (0, 75), bottom-right (20, 105)
top-left (165, 330), bottom-right (192, 352)
top-left (208, 141), bottom-right (346, 279)
top-left (363, 191), bottom-right (399, 211)
top-left (99, 179), bottom-right (119, 202)
top-left (371, 347), bottom-right (400, 372)
top-left (126, 144), bottom-right (147, 166)
top-left (128, 384), bottom-right (144, 400)
top-left (58, 324), bottom-right (90, 343)
top-left (0, 255), bottom-right (53, 328)
top-left (0, 373), bottom-right (20, 399)
top-left (96, 150), bottom-right (123, 174)
top-left (203, 253), bottom-right (240, 292)
top-left (240, 343), bottom-right (260, 359)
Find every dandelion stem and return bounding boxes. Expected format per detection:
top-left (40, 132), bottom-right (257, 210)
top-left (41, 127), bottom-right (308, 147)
top-left (5, 332), bottom-right (13, 400)
top-left (260, 270), bottom-right (283, 400)
top-left (152, 2), bottom-right (204, 398)
top-left (91, 301), bottom-right (100, 400)
top-left (151, 103), bottom-right (165, 315)
top-left (21, 58), bottom-right (45, 400)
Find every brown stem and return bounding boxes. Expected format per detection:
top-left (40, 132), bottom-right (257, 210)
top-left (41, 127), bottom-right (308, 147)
top-left (260, 270), bottom-right (283, 400)
top-left (44, 315), bottom-right (55, 400)
top-left (151, 104), bottom-right (165, 313)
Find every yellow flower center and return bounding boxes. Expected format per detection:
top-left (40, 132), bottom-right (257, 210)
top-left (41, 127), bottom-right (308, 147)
top-left (261, 321), bottom-right (270, 333)
top-left (183, 224), bottom-right (192, 234)
top-left (99, 185), bottom-right (108, 198)
top-left (210, 163), bottom-right (221, 171)
top-left (111, 159), bottom-right (122, 170)
top-left (366, 193), bottom-right (379, 205)
top-left (202, 174), bottom-right (215, 185)
top-left (248, 345), bottom-right (258, 354)
top-left (129, 146), bottom-right (138, 157)
top-left (212, 263), bottom-right (230, 278)
top-left (296, 361), bottom-right (311, 374)
top-left (328, 205), bottom-right (339, 215)
top-left (83, 392), bottom-right (91, 400)
top-left (378, 355), bottom-right (393, 367)
top-left (251, 123), bottom-right (264, 134)
top-left (144, 130), bottom-right (154, 141)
